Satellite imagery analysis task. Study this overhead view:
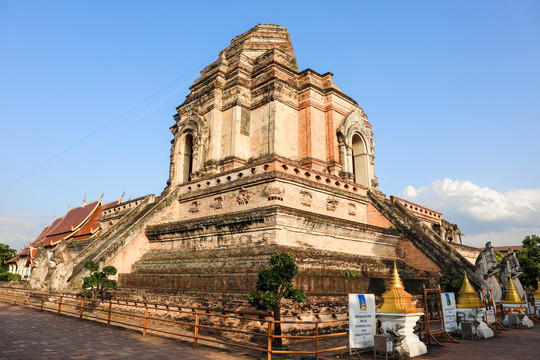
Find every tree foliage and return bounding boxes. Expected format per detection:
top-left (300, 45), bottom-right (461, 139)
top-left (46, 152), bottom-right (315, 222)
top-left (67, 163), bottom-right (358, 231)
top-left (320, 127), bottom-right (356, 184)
top-left (0, 243), bottom-right (17, 273)
top-left (247, 252), bottom-right (305, 347)
top-left (439, 273), bottom-right (464, 293)
top-left (516, 235), bottom-right (540, 288)
top-left (82, 260), bottom-right (118, 299)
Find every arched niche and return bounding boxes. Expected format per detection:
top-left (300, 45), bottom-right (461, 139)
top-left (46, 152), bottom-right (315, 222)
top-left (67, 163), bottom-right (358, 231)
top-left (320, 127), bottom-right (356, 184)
top-left (337, 109), bottom-right (375, 188)
top-left (168, 113), bottom-right (209, 186)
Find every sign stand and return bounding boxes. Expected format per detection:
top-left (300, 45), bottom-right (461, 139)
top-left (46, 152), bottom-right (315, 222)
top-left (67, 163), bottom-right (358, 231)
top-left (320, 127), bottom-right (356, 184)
top-left (480, 288), bottom-right (507, 332)
top-left (524, 288), bottom-right (540, 323)
top-left (420, 289), bottom-right (458, 346)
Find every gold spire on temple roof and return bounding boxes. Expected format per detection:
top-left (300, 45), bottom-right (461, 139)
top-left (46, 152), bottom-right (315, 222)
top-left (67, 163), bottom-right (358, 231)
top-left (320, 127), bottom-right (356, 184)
top-left (456, 272), bottom-right (482, 308)
top-left (378, 261), bottom-right (423, 314)
top-left (533, 279), bottom-right (540, 300)
top-left (82, 192), bottom-right (87, 207)
top-left (119, 192), bottom-right (125, 204)
top-left (503, 276), bottom-right (522, 304)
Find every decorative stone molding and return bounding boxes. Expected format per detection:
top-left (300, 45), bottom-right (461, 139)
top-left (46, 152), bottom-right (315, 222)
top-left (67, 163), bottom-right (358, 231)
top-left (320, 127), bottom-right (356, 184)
top-left (300, 190), bottom-right (312, 207)
top-left (264, 184), bottom-right (284, 201)
top-left (348, 203), bottom-right (356, 216)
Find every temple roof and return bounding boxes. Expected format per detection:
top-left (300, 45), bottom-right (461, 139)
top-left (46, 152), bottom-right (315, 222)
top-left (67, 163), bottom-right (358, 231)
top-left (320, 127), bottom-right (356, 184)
top-left (12, 198), bottom-right (121, 263)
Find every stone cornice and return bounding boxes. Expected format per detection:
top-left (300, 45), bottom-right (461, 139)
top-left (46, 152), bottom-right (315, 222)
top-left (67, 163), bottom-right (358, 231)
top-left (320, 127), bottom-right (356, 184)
top-left (145, 204), bottom-right (397, 241)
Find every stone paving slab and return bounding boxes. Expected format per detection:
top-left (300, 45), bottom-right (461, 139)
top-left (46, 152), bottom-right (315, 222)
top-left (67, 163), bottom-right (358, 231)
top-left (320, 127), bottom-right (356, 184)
top-left (0, 303), bottom-right (254, 359)
top-left (2, 301), bottom-right (540, 359)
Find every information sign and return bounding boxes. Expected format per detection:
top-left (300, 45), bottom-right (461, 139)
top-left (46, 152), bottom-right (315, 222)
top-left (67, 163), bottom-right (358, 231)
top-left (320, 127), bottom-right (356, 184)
top-left (349, 294), bottom-right (376, 349)
top-left (440, 292), bottom-right (457, 332)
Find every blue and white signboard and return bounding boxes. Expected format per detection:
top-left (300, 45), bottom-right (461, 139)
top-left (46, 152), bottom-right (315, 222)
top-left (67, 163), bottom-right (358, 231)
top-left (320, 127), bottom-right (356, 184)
top-left (440, 292), bottom-right (458, 332)
top-left (349, 294), bottom-right (376, 349)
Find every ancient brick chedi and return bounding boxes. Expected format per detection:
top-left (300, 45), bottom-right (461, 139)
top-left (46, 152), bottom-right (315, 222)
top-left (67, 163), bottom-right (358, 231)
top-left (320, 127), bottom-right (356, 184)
top-left (20, 25), bottom-right (480, 300)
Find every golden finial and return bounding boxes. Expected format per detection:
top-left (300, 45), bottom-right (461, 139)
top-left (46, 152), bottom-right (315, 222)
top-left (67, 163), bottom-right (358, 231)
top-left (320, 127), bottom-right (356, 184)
top-left (378, 261), bottom-right (423, 313)
top-left (82, 192), bottom-right (86, 207)
top-left (503, 276), bottom-right (522, 304)
top-left (533, 279), bottom-right (540, 301)
top-left (456, 272), bottom-right (482, 308)
top-left (119, 192), bottom-right (125, 204)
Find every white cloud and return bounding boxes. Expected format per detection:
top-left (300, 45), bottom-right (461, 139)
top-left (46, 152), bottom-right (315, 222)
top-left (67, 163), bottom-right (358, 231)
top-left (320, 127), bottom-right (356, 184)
top-left (0, 216), bottom-right (49, 251)
top-left (399, 179), bottom-right (540, 247)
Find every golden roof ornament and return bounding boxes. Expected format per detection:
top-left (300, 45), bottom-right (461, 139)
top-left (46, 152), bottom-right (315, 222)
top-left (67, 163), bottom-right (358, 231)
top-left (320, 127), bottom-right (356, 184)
top-left (456, 272), bottom-right (482, 308)
top-left (503, 275), bottom-right (522, 304)
top-left (378, 261), bottom-right (423, 314)
top-left (533, 279), bottom-right (540, 300)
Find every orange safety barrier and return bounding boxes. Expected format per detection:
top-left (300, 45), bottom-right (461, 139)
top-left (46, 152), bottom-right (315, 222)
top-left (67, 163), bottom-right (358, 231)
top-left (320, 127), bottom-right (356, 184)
top-left (0, 286), bottom-right (348, 359)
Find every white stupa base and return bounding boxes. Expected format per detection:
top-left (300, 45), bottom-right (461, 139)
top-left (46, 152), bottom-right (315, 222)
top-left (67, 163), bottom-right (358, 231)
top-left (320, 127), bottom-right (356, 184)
top-left (376, 312), bottom-right (427, 357)
top-left (502, 304), bottom-right (534, 328)
top-left (456, 308), bottom-right (494, 339)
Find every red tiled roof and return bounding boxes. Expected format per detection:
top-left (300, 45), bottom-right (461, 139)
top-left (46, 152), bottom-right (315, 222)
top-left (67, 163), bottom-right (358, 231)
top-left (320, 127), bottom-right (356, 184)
top-left (46, 201), bottom-right (99, 236)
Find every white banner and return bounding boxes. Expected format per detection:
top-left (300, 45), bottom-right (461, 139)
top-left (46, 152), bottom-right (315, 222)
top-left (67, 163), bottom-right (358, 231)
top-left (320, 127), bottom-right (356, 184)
top-left (440, 292), bottom-right (458, 332)
top-left (349, 294), bottom-right (376, 349)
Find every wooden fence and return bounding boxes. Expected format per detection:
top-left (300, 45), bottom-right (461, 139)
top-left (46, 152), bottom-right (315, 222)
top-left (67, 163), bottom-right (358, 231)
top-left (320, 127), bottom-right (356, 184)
top-left (0, 286), bottom-right (348, 359)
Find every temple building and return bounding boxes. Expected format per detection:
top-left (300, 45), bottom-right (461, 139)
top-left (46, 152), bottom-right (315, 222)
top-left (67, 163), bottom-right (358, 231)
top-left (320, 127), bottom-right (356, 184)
top-left (16, 25), bottom-right (481, 301)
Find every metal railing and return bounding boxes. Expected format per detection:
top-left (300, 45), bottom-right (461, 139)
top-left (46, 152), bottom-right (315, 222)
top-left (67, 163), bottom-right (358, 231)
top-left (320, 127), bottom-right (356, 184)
top-left (1, 286), bottom-right (347, 359)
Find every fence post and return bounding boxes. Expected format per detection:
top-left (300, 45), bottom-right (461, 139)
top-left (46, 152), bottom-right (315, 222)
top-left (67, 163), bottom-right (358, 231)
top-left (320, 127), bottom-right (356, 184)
top-left (267, 320), bottom-right (272, 360)
top-left (194, 312), bottom-right (199, 347)
top-left (58, 296), bottom-right (63, 315)
top-left (14, 290), bottom-right (18, 305)
top-left (3, 288), bottom-right (7, 303)
top-left (107, 302), bottom-right (112, 328)
top-left (143, 306), bottom-right (148, 336)
top-left (79, 298), bottom-right (84, 320)
top-left (315, 321), bottom-right (319, 360)
top-left (26, 293), bottom-right (30, 309)
top-left (40, 294), bottom-right (45, 311)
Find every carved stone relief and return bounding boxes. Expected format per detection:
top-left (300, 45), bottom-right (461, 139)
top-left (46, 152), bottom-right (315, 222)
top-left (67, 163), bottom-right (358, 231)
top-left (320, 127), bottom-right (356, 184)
top-left (237, 188), bottom-right (251, 205)
top-left (188, 201), bottom-right (199, 213)
top-left (264, 185), bottom-right (284, 201)
top-left (300, 190), bottom-right (312, 207)
top-left (210, 196), bottom-right (223, 210)
top-left (348, 203), bottom-right (356, 216)
top-left (327, 197), bottom-right (339, 211)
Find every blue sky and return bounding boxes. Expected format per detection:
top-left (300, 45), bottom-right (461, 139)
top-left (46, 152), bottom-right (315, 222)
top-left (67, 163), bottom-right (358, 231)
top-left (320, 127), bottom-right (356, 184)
top-left (1, 1), bottom-right (539, 251)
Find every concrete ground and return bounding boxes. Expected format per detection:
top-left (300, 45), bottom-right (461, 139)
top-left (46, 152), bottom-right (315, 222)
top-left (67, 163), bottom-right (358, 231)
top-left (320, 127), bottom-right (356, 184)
top-left (1, 302), bottom-right (540, 359)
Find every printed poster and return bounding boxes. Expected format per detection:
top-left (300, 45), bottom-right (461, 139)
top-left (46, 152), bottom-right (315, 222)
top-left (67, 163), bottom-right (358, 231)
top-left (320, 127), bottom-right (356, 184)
top-left (481, 288), bottom-right (496, 323)
top-left (440, 292), bottom-right (458, 332)
top-left (349, 294), bottom-right (376, 349)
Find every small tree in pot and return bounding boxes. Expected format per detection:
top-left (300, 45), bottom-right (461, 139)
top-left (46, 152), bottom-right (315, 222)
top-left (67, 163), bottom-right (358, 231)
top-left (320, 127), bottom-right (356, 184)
top-left (247, 252), bottom-right (306, 348)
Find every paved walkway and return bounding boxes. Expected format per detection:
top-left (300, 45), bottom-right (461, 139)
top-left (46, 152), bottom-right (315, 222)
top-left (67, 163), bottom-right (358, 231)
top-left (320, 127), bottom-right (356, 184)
top-left (2, 301), bottom-right (540, 359)
top-left (0, 303), bottom-right (253, 359)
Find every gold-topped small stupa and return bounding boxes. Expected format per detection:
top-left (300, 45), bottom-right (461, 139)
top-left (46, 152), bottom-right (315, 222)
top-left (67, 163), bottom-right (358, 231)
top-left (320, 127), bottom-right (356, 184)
top-left (502, 275), bottom-right (522, 304)
top-left (456, 272), bottom-right (483, 308)
top-left (378, 261), bottom-right (423, 314)
top-left (533, 279), bottom-right (540, 301)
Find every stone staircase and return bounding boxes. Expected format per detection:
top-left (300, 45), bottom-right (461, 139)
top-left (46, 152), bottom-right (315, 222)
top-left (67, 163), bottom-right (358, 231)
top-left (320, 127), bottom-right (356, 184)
top-left (368, 190), bottom-right (480, 286)
top-left (68, 187), bottom-right (181, 288)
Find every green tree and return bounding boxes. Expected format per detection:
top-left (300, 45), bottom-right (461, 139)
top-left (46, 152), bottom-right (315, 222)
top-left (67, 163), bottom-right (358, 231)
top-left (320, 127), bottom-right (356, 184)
top-left (516, 235), bottom-right (540, 288)
top-left (82, 260), bottom-right (118, 299)
top-left (0, 243), bottom-right (17, 273)
top-left (247, 252), bottom-right (306, 348)
top-left (439, 273), bottom-right (464, 293)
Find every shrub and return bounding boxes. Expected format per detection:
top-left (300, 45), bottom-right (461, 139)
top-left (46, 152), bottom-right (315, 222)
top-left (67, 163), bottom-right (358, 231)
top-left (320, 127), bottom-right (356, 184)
top-left (0, 272), bottom-right (22, 281)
